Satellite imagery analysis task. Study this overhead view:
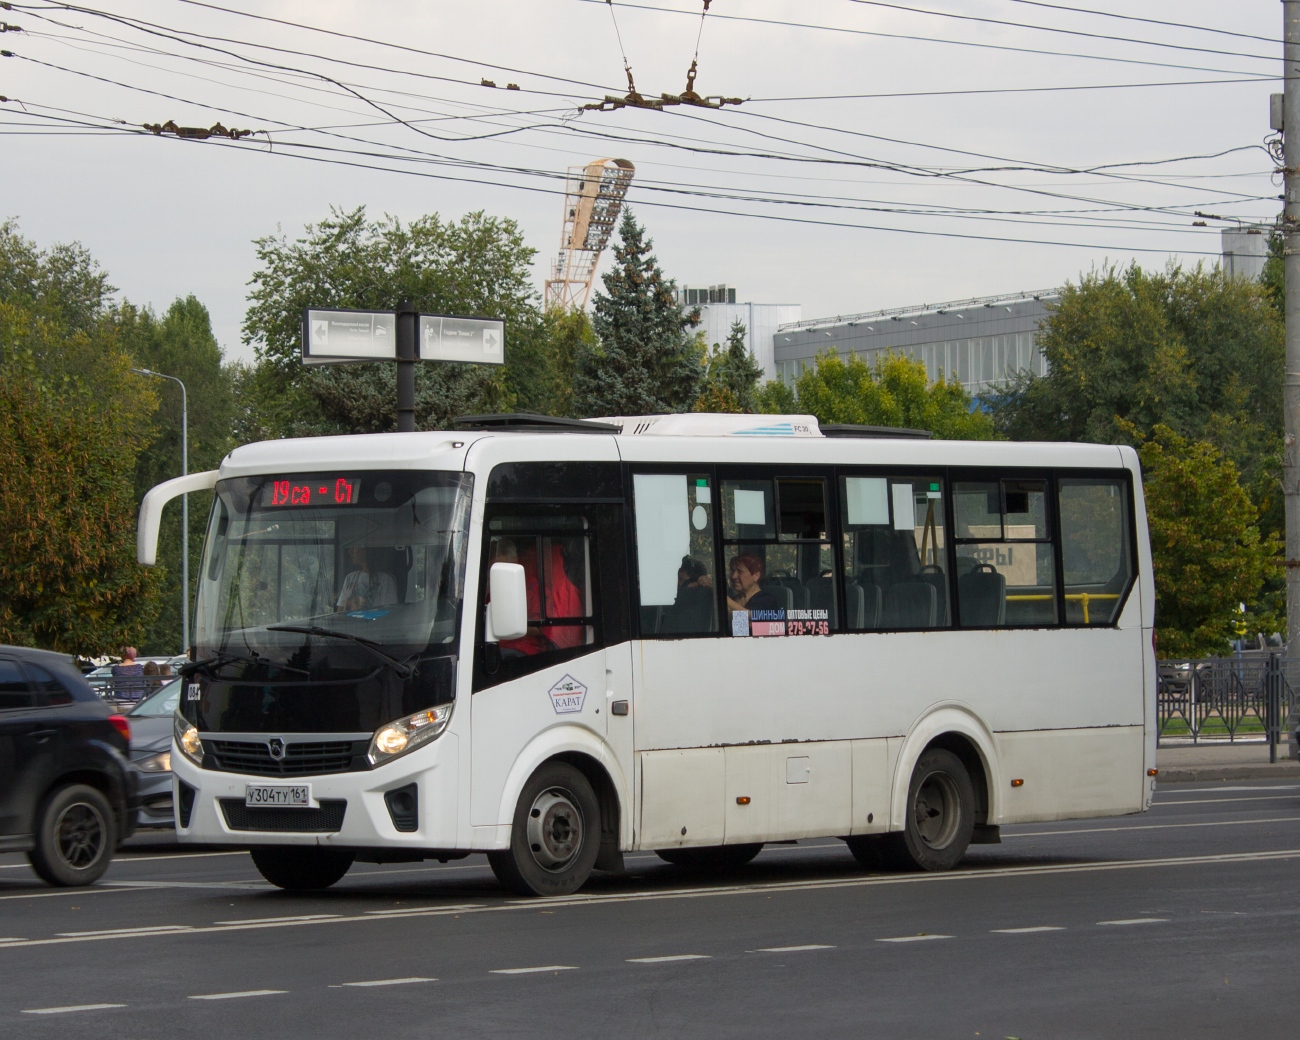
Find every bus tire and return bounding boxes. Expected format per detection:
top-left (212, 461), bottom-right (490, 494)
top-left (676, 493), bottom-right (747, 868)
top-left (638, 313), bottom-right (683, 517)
top-left (250, 846), bottom-right (355, 891)
top-left (655, 844), bottom-right (763, 870)
top-left (27, 784), bottom-right (117, 887)
top-left (882, 748), bottom-right (975, 872)
top-left (488, 762), bottom-right (601, 897)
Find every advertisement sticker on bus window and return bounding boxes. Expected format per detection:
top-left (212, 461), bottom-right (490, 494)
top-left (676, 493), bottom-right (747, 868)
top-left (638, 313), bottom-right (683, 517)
top-left (548, 674), bottom-right (588, 714)
top-left (731, 610), bottom-right (751, 637)
top-left (785, 609), bottom-right (831, 636)
top-left (845, 476), bottom-right (889, 526)
top-left (892, 483), bottom-right (916, 531)
top-left (749, 608), bottom-right (786, 637)
top-left (733, 489), bottom-right (766, 526)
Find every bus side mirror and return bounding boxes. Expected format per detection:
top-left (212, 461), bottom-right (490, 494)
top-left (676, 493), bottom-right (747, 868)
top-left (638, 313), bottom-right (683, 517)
top-left (486, 563), bottom-right (528, 642)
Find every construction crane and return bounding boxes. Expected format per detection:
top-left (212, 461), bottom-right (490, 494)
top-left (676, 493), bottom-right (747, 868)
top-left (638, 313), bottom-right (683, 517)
top-left (544, 157), bottom-right (636, 312)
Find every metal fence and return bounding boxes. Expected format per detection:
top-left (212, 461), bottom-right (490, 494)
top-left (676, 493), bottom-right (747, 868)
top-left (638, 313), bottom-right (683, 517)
top-left (1157, 655), bottom-right (1293, 760)
top-left (85, 674), bottom-right (177, 707)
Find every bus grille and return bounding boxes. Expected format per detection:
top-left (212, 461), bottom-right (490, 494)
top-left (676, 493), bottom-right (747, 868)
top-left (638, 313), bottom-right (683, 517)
top-left (219, 798), bottom-right (347, 833)
top-left (205, 739), bottom-right (363, 777)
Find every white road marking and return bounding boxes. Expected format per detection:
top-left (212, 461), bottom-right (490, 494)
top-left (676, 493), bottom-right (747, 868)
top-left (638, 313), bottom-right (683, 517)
top-left (1007, 816), bottom-right (1300, 838)
top-left (214, 914), bottom-right (341, 925)
top-left (0, 936), bottom-right (25, 941)
top-left (1152, 796), bottom-right (1299, 807)
top-left (21, 1003), bottom-right (125, 1015)
top-left (342, 977), bottom-right (436, 987)
top-left (1, 848), bottom-right (1298, 952)
top-left (490, 965), bottom-right (578, 975)
top-left (751, 944), bottom-right (836, 953)
top-left (189, 989), bottom-right (288, 1000)
top-left (626, 954), bottom-right (711, 963)
top-left (57, 924), bottom-right (193, 938)
top-left (877, 934), bottom-right (952, 943)
top-left (991, 926), bottom-right (1065, 934)
top-left (0, 850), bottom-right (246, 870)
top-left (1098, 918), bottom-right (1169, 926)
top-left (1161, 785), bottom-right (1300, 794)
top-left (364, 904), bottom-right (484, 916)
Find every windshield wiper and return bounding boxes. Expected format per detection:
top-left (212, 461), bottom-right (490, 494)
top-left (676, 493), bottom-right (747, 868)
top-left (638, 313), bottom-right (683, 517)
top-left (183, 649), bottom-right (310, 679)
top-left (265, 625), bottom-right (415, 678)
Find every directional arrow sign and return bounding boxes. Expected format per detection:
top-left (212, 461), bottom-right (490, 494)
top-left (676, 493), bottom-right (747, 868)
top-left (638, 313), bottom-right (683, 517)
top-left (419, 315), bottom-right (505, 365)
top-left (302, 308), bottom-right (397, 365)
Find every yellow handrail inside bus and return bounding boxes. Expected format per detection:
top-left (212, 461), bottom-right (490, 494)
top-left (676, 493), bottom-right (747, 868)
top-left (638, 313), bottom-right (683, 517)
top-left (1003, 592), bottom-right (1120, 624)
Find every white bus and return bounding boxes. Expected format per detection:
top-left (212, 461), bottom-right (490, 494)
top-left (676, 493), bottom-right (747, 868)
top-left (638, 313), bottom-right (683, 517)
top-left (138, 413), bottom-right (1155, 896)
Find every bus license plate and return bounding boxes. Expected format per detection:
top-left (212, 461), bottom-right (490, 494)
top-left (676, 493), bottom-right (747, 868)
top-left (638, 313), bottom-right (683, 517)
top-left (245, 784), bottom-right (312, 808)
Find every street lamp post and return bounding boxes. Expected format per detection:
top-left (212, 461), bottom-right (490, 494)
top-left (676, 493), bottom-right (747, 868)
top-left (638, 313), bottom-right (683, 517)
top-left (132, 368), bottom-right (189, 652)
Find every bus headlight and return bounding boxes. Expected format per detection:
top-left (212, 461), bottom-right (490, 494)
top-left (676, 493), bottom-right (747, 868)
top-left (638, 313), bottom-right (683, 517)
top-left (368, 703), bottom-right (453, 766)
top-left (174, 714), bottom-right (203, 766)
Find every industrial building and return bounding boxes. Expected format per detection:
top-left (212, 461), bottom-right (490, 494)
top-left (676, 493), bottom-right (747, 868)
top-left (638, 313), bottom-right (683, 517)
top-left (773, 289), bottom-right (1057, 396)
top-left (675, 284), bottom-right (801, 381)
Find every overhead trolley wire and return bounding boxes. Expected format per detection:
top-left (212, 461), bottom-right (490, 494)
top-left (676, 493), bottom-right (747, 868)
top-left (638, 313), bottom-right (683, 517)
top-left (997, 0), bottom-right (1281, 47)
top-left (569, 0), bottom-right (1275, 80)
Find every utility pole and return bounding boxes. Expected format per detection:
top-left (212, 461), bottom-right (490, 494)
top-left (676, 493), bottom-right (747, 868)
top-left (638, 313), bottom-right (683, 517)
top-left (396, 300), bottom-right (417, 433)
top-left (1286, 3), bottom-right (1300, 667)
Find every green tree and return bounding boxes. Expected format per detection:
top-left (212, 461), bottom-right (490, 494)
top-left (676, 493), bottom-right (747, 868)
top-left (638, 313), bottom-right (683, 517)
top-left (243, 206), bottom-right (539, 434)
top-left (767, 350), bottom-right (995, 439)
top-left (574, 209), bottom-right (702, 415)
top-left (115, 297), bottom-right (238, 653)
top-left (0, 223), bottom-right (160, 654)
top-left (694, 318), bottom-right (764, 413)
top-left (1139, 426), bottom-right (1279, 657)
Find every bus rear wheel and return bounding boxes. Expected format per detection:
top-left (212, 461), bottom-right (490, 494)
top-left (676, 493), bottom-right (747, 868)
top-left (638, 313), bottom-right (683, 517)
top-left (882, 749), bottom-right (975, 872)
top-left (488, 762), bottom-right (601, 897)
top-left (656, 844), bottom-right (763, 871)
top-left (250, 846), bottom-right (355, 891)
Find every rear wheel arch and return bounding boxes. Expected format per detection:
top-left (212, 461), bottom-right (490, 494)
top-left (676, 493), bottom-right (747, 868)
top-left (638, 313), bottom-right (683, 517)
top-left (890, 707), bottom-right (999, 831)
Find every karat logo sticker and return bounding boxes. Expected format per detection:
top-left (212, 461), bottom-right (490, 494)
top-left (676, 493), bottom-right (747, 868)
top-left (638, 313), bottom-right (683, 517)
top-left (548, 675), bottom-right (588, 714)
top-left (187, 683), bottom-right (202, 701)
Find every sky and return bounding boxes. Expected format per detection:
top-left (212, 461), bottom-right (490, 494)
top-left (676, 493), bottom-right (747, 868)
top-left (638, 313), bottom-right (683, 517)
top-left (2, 0), bottom-right (1283, 364)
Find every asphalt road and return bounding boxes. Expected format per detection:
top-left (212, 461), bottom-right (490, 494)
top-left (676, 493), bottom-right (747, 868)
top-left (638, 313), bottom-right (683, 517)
top-left (2, 780), bottom-right (1299, 1039)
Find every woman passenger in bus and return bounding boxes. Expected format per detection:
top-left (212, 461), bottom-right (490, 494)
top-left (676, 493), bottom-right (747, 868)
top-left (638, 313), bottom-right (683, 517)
top-left (726, 553), bottom-right (780, 613)
top-left (490, 537), bottom-right (584, 655)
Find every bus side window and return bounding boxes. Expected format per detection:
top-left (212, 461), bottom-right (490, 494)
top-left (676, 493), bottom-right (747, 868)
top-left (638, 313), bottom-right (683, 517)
top-left (840, 475), bottom-right (948, 631)
top-left (953, 478), bottom-right (1056, 628)
top-left (632, 473), bottom-right (718, 636)
top-left (1058, 478), bottom-right (1133, 625)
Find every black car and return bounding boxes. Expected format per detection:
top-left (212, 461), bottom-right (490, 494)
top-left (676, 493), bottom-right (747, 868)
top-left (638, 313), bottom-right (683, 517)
top-left (0, 645), bottom-right (139, 886)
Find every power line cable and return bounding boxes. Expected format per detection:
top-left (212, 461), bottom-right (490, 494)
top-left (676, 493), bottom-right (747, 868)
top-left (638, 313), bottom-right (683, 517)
top-left (996, 0), bottom-right (1280, 47)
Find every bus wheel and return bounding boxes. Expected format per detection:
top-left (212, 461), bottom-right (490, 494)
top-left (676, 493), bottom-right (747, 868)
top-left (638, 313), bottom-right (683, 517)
top-left (655, 844), bottom-right (763, 870)
top-left (883, 749), bottom-right (975, 872)
top-left (250, 846), bottom-right (355, 891)
top-left (488, 762), bottom-right (601, 897)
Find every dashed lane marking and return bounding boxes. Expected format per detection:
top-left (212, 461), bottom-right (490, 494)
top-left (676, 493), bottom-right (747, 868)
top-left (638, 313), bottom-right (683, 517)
top-left (21, 1003), bottom-right (125, 1015)
top-left (490, 965), bottom-right (578, 975)
top-left (1007, 816), bottom-right (1300, 838)
top-left (213, 914), bottom-right (341, 925)
top-left (991, 926), bottom-right (1065, 934)
top-left (1150, 796), bottom-right (1300, 807)
top-left (877, 934), bottom-right (953, 943)
top-left (626, 954), bottom-right (710, 963)
top-left (751, 945), bottom-right (836, 953)
top-left (1, 848), bottom-right (1298, 952)
top-left (1098, 918), bottom-right (1169, 926)
top-left (342, 977), bottom-right (436, 987)
top-left (0, 851), bottom-right (246, 870)
top-left (189, 989), bottom-right (287, 1000)
top-left (57, 925), bottom-right (193, 938)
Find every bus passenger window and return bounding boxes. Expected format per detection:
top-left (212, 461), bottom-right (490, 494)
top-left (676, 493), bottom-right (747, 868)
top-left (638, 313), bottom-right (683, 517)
top-left (633, 473), bottom-right (718, 636)
top-left (841, 475), bottom-right (949, 630)
top-left (723, 476), bottom-right (837, 636)
top-left (954, 479), bottom-right (1057, 627)
top-left (1058, 478), bottom-right (1132, 625)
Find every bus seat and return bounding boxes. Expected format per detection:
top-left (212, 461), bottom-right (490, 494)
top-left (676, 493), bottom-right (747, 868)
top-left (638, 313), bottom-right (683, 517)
top-left (856, 581), bottom-right (882, 629)
top-left (807, 576), bottom-right (836, 626)
top-left (958, 563), bottom-right (1005, 626)
top-left (918, 565), bottom-right (949, 626)
top-left (765, 577), bottom-right (806, 609)
top-left (761, 582), bottom-right (794, 612)
top-left (660, 585), bottom-right (717, 634)
top-left (882, 582), bottom-right (937, 629)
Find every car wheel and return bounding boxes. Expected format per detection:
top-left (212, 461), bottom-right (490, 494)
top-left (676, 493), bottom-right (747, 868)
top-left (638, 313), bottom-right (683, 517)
top-left (487, 762), bottom-right (601, 897)
top-left (27, 783), bottom-right (117, 887)
top-left (250, 846), bottom-right (355, 891)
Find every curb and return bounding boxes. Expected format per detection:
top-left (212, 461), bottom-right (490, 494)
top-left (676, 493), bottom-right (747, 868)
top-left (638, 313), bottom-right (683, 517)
top-left (1158, 763), bottom-right (1300, 783)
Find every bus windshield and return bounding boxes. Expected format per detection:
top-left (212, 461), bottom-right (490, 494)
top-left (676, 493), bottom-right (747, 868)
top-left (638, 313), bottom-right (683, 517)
top-left (195, 471), bottom-right (473, 669)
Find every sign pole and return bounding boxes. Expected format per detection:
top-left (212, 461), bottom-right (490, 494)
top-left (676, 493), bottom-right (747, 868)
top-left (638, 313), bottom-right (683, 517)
top-left (396, 300), bottom-right (417, 432)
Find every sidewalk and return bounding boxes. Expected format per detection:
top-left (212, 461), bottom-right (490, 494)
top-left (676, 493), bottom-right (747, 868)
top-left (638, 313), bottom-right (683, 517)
top-left (1157, 741), bottom-right (1300, 783)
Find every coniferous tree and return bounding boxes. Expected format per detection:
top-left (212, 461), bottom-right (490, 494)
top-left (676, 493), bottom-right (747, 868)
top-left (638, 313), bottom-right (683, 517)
top-left (573, 209), bottom-right (702, 415)
top-left (695, 318), bottom-right (765, 412)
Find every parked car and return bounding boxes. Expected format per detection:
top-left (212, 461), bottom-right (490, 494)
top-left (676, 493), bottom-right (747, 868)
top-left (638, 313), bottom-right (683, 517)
top-left (127, 678), bottom-right (181, 827)
top-left (0, 645), bottom-right (139, 886)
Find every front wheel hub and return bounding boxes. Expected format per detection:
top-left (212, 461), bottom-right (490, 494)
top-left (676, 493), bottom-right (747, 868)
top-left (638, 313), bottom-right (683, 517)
top-left (526, 787), bottom-right (584, 872)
